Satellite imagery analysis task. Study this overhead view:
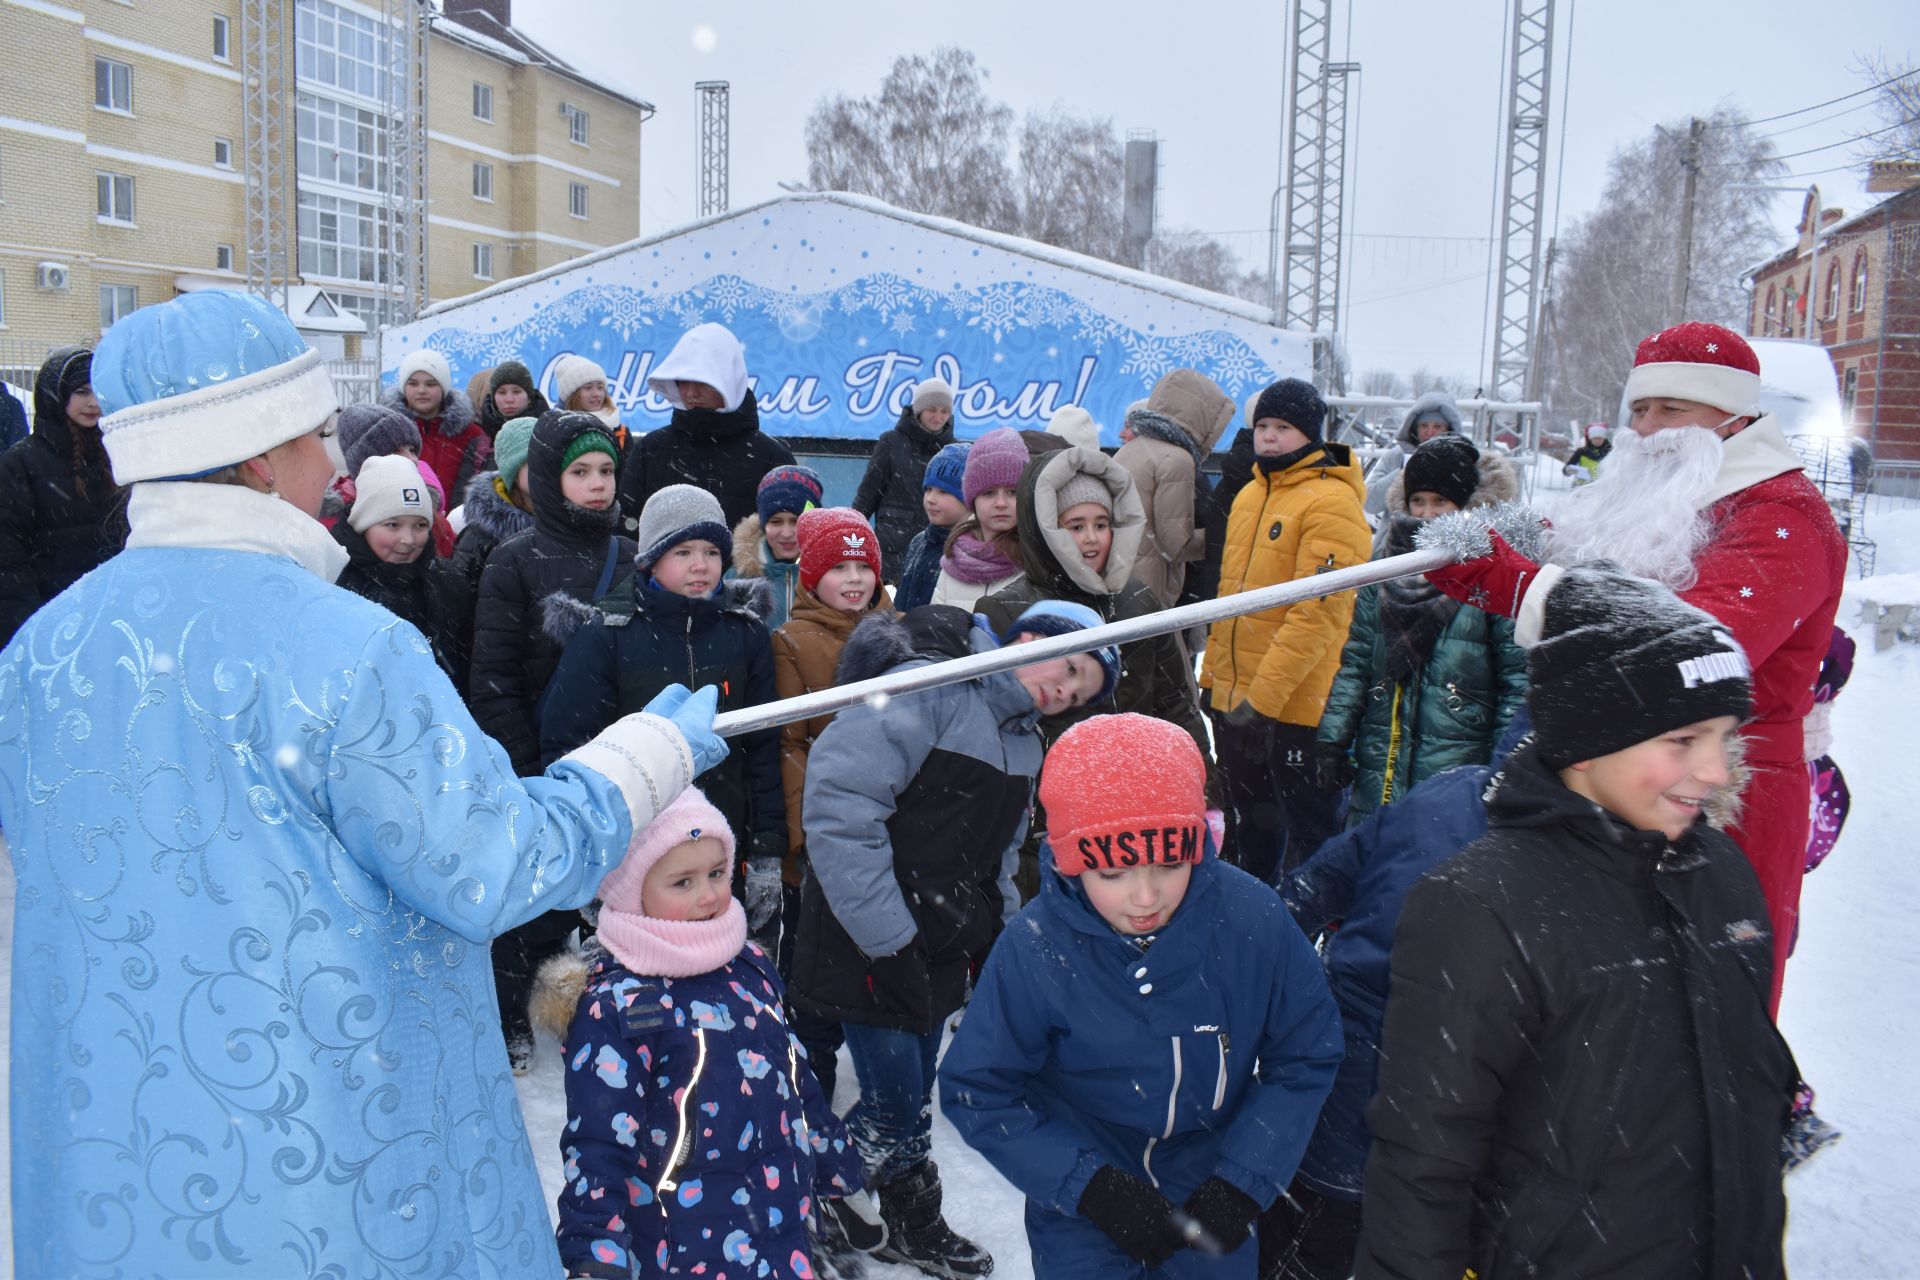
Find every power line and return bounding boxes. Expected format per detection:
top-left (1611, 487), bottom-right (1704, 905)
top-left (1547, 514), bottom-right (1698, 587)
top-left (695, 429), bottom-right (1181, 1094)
top-left (1748, 96), bottom-right (1881, 143)
top-left (1707, 115), bottom-right (1918, 168)
top-left (1703, 68), bottom-right (1916, 130)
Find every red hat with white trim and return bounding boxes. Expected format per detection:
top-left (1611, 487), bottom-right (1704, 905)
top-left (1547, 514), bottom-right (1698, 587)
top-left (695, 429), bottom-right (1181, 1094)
top-left (1621, 322), bottom-right (1762, 418)
top-left (797, 507), bottom-right (883, 592)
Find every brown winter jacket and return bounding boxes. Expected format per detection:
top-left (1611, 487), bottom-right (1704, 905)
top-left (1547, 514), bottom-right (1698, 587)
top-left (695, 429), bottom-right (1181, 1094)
top-left (771, 583), bottom-right (895, 883)
top-left (1114, 369), bottom-right (1236, 607)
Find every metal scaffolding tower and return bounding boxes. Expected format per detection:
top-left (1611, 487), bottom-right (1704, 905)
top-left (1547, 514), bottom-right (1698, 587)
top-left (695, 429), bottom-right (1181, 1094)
top-left (1488, 0), bottom-right (1556, 401)
top-left (241, 0), bottom-right (288, 310)
top-left (696, 81), bottom-right (731, 218)
top-left (1268, 0), bottom-right (1357, 338)
top-left (379, 0), bottom-right (430, 333)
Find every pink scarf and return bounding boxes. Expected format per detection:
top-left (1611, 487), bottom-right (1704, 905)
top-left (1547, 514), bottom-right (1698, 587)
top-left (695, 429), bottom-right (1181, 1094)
top-left (596, 898), bottom-right (748, 978)
top-left (942, 530), bottom-right (1019, 585)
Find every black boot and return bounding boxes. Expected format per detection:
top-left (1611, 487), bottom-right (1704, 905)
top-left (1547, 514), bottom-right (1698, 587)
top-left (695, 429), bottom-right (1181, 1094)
top-left (873, 1161), bottom-right (993, 1278)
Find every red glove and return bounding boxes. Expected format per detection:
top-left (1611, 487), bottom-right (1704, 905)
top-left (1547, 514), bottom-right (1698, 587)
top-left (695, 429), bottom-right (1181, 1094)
top-left (1424, 529), bottom-right (1541, 618)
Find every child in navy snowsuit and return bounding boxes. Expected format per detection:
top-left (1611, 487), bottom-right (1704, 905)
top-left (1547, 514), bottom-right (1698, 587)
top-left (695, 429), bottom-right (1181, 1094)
top-left (549, 787), bottom-right (880, 1279)
top-left (940, 714), bottom-right (1344, 1278)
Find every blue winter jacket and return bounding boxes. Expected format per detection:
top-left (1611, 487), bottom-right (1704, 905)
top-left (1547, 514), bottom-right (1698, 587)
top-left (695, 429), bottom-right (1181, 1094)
top-left (891, 521), bottom-right (951, 612)
top-left (558, 942), bottom-right (860, 1279)
top-left (0, 532), bottom-right (674, 1279)
top-left (940, 853), bottom-right (1343, 1278)
top-left (1278, 713), bottom-right (1528, 1200)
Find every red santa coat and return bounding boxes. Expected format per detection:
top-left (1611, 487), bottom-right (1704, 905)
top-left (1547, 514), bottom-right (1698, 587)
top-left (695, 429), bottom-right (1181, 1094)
top-left (1681, 420), bottom-right (1845, 1014)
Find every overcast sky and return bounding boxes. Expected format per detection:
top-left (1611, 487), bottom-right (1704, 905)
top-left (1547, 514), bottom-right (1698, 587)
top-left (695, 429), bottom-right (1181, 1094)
top-left (517, 0), bottom-right (1909, 386)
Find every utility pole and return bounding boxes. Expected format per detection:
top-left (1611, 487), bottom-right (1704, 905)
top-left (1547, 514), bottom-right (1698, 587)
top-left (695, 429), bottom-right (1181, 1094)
top-left (1669, 117), bottom-right (1705, 326)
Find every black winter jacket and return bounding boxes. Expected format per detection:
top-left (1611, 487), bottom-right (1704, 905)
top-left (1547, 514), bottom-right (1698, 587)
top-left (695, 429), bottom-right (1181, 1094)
top-left (788, 607), bottom-right (1040, 1035)
top-left (0, 348), bottom-right (124, 648)
top-left (616, 398), bottom-right (795, 529)
top-left (538, 576), bottom-right (784, 863)
top-left (448, 469), bottom-right (534, 598)
top-left (331, 521), bottom-right (473, 688)
top-left (1357, 744), bottom-right (1796, 1280)
top-left (1193, 426), bottom-right (1256, 608)
top-left (477, 386), bottom-right (549, 440)
top-left (852, 408), bottom-right (955, 577)
top-left (469, 412), bottom-right (634, 774)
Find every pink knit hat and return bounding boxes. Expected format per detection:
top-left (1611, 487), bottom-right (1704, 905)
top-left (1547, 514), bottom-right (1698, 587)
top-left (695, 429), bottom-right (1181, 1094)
top-left (963, 426), bottom-right (1029, 507)
top-left (598, 787), bottom-right (736, 913)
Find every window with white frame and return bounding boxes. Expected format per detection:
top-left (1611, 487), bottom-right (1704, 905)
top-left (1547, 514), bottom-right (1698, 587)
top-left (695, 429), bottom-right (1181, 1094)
top-left (473, 82), bottom-right (493, 122)
top-left (297, 189), bottom-right (391, 284)
top-left (563, 103), bottom-right (589, 146)
top-left (214, 137), bottom-right (233, 168)
top-left (296, 93), bottom-right (390, 193)
top-left (94, 58), bottom-right (133, 113)
top-left (294, 0), bottom-right (399, 102)
top-left (96, 172), bottom-right (134, 223)
top-left (326, 290), bottom-right (382, 329)
top-left (100, 284), bottom-right (138, 330)
top-left (216, 244), bottom-right (234, 271)
top-left (473, 243), bottom-right (493, 280)
top-left (1824, 262), bottom-right (1841, 322)
top-left (213, 15), bottom-right (231, 61)
top-left (472, 161), bottom-right (493, 201)
top-left (1852, 253), bottom-right (1869, 313)
top-left (569, 181), bottom-right (587, 219)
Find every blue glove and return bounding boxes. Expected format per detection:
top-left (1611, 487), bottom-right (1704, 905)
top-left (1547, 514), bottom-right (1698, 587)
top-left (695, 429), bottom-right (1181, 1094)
top-left (643, 683), bottom-right (729, 776)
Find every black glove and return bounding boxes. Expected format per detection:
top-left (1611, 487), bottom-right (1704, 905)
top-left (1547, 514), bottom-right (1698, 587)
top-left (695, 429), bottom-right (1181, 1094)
top-left (1179, 1175), bottom-right (1260, 1256)
top-left (1313, 741), bottom-right (1356, 794)
top-left (744, 857), bottom-right (784, 952)
top-left (1077, 1165), bottom-right (1187, 1269)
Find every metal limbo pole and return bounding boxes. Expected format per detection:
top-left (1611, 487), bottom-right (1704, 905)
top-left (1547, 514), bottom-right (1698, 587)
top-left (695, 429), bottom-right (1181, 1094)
top-left (709, 547), bottom-right (1458, 738)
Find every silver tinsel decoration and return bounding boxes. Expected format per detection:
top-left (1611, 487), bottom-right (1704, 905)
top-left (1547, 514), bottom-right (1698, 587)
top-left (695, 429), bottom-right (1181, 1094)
top-left (1413, 501), bottom-right (1551, 563)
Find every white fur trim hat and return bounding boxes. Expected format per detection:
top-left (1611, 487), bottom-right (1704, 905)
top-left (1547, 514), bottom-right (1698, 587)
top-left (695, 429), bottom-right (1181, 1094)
top-left (394, 348), bottom-right (453, 395)
top-left (92, 289), bottom-right (339, 484)
top-left (350, 453), bottom-right (436, 532)
top-left (551, 353), bottom-right (608, 406)
top-left (1621, 322), bottom-right (1763, 418)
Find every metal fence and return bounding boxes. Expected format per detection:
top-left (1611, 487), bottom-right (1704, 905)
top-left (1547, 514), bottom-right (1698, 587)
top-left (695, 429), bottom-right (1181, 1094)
top-left (327, 358), bottom-right (382, 407)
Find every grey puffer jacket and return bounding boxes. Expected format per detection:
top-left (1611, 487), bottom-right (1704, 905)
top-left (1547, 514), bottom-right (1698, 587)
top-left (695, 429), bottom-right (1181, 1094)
top-left (1364, 391), bottom-right (1464, 518)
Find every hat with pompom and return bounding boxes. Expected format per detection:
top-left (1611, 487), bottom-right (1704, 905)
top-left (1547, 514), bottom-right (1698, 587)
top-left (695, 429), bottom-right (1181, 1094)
top-left (757, 464), bottom-right (825, 525)
top-left (1621, 322), bottom-right (1762, 418)
top-left (1040, 714), bottom-right (1208, 876)
top-left (91, 289), bottom-right (339, 484)
top-left (798, 506), bottom-right (882, 592)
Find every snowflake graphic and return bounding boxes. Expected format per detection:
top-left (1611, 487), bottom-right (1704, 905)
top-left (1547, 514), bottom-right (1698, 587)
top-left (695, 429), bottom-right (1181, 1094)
top-left (857, 273), bottom-right (915, 324)
top-left (1775, 527), bottom-right (1790, 539)
top-left (702, 275), bottom-right (753, 322)
top-left (889, 310), bottom-right (917, 336)
top-left (598, 290), bottom-right (660, 340)
top-left (1207, 343), bottom-right (1266, 393)
top-left (1740, 586), bottom-right (1754, 598)
top-left (1116, 334), bottom-right (1173, 383)
top-left (966, 285), bottom-right (1026, 343)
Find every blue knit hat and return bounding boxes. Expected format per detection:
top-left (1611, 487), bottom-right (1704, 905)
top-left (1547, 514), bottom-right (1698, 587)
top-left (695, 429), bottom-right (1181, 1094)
top-left (92, 289), bottom-right (338, 483)
top-left (997, 599), bottom-right (1122, 706)
top-left (923, 442), bottom-right (970, 503)
top-left (756, 464), bottom-right (824, 525)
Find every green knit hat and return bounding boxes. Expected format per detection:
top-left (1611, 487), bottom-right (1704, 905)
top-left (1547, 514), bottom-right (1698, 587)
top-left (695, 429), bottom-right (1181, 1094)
top-left (494, 416), bottom-right (537, 488)
top-left (560, 428), bottom-right (619, 470)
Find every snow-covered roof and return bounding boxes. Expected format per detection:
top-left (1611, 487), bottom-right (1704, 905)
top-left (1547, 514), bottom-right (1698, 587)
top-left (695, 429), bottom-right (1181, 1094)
top-left (416, 191), bottom-right (1289, 330)
top-left (284, 286), bottom-right (367, 336)
top-left (431, 13), bottom-right (652, 114)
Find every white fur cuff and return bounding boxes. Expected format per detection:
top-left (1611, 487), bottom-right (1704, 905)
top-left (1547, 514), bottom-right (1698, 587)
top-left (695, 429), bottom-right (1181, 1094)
top-left (1514, 561), bottom-right (1567, 649)
top-left (560, 712), bottom-right (695, 837)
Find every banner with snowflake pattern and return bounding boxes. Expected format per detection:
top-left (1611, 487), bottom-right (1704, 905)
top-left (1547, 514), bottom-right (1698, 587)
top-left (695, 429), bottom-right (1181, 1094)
top-left (384, 193), bottom-right (1316, 445)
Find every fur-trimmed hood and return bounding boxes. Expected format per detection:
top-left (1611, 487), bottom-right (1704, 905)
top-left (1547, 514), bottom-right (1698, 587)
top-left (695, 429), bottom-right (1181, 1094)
top-left (460, 469), bottom-right (535, 544)
top-left (835, 604), bottom-right (977, 686)
top-left (1012, 446), bottom-right (1146, 596)
top-left (530, 940), bottom-right (592, 1040)
top-left (380, 382), bottom-right (478, 439)
top-left (1382, 444), bottom-right (1519, 519)
top-left (540, 575), bottom-right (772, 647)
top-left (1397, 392), bottom-right (1463, 449)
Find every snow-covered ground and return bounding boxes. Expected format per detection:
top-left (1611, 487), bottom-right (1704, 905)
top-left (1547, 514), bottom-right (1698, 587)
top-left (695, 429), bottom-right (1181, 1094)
top-left (3, 492), bottom-right (1918, 1276)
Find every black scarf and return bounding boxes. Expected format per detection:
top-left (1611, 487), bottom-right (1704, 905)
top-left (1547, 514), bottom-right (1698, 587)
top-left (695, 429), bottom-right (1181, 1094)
top-left (1378, 515), bottom-right (1460, 683)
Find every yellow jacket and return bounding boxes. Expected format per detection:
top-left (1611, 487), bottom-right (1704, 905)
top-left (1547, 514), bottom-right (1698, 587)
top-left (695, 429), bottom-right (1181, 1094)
top-left (1202, 442), bottom-right (1372, 726)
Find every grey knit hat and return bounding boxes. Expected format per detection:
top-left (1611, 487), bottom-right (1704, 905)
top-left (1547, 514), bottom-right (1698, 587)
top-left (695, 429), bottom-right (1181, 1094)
top-left (634, 483), bottom-right (733, 571)
top-left (338, 402), bottom-right (421, 476)
top-left (1056, 471), bottom-right (1112, 515)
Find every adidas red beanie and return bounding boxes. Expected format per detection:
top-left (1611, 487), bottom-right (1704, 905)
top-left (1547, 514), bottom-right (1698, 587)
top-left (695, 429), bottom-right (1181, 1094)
top-left (1040, 714), bottom-right (1207, 876)
top-left (797, 507), bottom-right (883, 592)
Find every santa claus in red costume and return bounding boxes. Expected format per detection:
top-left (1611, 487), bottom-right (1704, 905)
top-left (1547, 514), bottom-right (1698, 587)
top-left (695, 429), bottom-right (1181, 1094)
top-left (1430, 321), bottom-right (1847, 1017)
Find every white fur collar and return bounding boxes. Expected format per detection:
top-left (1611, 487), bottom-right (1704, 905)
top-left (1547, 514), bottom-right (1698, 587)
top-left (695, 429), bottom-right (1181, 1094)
top-left (126, 481), bottom-right (350, 583)
top-left (1700, 416), bottom-right (1803, 510)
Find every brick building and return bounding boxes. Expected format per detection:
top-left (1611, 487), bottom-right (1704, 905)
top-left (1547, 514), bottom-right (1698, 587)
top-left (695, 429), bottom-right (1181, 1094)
top-left (1746, 168), bottom-right (1920, 461)
top-left (0, 0), bottom-right (648, 368)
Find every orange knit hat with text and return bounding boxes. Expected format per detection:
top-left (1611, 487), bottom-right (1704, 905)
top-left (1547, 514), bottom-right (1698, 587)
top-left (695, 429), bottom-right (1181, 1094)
top-left (1040, 714), bottom-right (1208, 876)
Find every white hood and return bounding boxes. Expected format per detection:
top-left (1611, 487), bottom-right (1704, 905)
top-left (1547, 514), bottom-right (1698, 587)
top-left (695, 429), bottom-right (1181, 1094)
top-left (648, 322), bottom-right (751, 412)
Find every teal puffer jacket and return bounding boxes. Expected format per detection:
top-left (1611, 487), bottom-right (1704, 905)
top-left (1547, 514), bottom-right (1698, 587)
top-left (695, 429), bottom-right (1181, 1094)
top-left (1318, 561), bottom-right (1527, 822)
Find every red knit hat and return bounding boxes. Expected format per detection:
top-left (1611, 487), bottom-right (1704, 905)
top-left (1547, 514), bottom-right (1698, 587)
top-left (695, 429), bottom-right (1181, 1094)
top-left (798, 507), bottom-right (883, 592)
top-left (1621, 322), bottom-right (1762, 418)
top-left (1040, 714), bottom-right (1207, 876)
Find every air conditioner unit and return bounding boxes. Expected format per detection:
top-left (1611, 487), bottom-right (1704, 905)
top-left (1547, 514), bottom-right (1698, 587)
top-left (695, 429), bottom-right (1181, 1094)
top-left (38, 261), bottom-right (71, 291)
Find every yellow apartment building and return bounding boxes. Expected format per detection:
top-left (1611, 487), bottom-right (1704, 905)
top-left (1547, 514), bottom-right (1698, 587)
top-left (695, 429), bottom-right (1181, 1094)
top-left (0, 0), bottom-right (648, 380)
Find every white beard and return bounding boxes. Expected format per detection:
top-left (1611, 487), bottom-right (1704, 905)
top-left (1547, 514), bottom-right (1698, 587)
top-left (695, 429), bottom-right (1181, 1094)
top-left (1547, 426), bottom-right (1725, 592)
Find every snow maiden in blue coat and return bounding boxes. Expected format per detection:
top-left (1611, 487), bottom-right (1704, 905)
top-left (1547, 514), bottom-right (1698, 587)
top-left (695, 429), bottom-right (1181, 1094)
top-left (940, 714), bottom-right (1343, 1279)
top-left (0, 290), bottom-right (728, 1279)
top-left (537, 787), bottom-right (881, 1279)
